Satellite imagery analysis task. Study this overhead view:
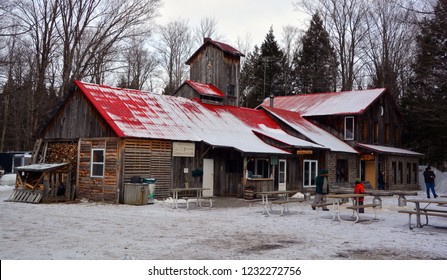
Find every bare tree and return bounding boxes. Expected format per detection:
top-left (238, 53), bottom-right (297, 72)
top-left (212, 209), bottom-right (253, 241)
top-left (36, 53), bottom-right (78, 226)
top-left (281, 25), bottom-right (301, 95)
top-left (362, 0), bottom-right (418, 99)
top-left (156, 19), bottom-right (193, 95)
top-left (236, 33), bottom-right (253, 68)
top-left (117, 38), bottom-right (159, 90)
top-left (294, 0), bottom-right (369, 91)
top-left (193, 17), bottom-right (225, 47)
top-left (57, 0), bottom-right (162, 95)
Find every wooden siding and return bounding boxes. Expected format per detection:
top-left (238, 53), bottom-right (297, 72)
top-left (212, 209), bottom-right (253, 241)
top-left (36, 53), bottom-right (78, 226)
top-left (123, 139), bottom-right (172, 199)
top-left (78, 138), bottom-right (120, 202)
top-left (188, 45), bottom-right (240, 106)
top-left (41, 90), bottom-right (116, 139)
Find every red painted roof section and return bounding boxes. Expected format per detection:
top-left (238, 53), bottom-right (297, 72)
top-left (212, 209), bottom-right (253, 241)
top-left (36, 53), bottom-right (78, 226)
top-left (186, 38), bottom-right (245, 65)
top-left (261, 88), bottom-right (386, 116)
top-left (74, 80), bottom-right (321, 154)
top-left (185, 80), bottom-right (225, 97)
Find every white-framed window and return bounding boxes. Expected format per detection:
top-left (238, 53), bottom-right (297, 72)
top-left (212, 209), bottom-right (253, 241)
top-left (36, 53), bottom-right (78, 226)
top-left (91, 149), bottom-right (105, 177)
top-left (344, 116), bottom-right (354, 140)
top-left (303, 160), bottom-right (318, 188)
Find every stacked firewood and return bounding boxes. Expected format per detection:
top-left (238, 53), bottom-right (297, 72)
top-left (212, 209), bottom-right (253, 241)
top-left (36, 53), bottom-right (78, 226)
top-left (45, 142), bottom-right (78, 164)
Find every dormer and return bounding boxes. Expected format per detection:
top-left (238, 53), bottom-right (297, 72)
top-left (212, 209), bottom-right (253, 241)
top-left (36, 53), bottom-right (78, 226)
top-left (185, 38), bottom-right (245, 106)
top-left (173, 80), bottom-right (225, 105)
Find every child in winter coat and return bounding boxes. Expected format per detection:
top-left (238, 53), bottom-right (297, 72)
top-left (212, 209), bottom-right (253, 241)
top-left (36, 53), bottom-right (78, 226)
top-left (354, 178), bottom-right (365, 213)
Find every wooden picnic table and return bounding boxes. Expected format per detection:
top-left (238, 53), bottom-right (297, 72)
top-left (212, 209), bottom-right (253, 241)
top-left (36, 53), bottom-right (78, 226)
top-left (171, 187), bottom-right (211, 209)
top-left (399, 198), bottom-right (447, 229)
top-left (324, 193), bottom-right (378, 223)
top-left (254, 190), bottom-right (300, 215)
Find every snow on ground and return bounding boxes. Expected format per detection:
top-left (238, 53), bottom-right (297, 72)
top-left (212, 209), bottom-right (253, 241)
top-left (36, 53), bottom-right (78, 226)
top-left (0, 173), bottom-right (446, 261)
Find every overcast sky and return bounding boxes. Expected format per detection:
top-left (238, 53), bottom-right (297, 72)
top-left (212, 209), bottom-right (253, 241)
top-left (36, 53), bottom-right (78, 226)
top-left (157, 0), bottom-right (310, 47)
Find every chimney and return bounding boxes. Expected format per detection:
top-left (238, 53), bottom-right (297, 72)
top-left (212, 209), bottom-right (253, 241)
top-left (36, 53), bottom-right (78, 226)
top-left (269, 94), bottom-right (274, 108)
top-left (204, 37), bottom-right (212, 43)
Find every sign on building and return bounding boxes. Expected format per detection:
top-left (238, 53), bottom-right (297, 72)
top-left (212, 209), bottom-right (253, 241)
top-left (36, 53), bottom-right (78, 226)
top-left (172, 142), bottom-right (195, 157)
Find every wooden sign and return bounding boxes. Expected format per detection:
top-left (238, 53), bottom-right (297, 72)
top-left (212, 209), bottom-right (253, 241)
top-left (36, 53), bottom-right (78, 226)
top-left (172, 142), bottom-right (195, 157)
top-left (360, 154), bottom-right (375, 161)
top-left (296, 150), bottom-right (313, 155)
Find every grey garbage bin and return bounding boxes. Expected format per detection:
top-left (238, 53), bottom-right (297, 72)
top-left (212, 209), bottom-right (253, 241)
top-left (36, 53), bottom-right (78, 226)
top-left (124, 183), bottom-right (148, 205)
top-left (143, 178), bottom-right (157, 204)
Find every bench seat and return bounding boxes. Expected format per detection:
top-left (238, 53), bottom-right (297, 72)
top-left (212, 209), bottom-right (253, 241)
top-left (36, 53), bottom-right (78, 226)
top-left (271, 198), bottom-right (306, 215)
top-left (346, 204), bottom-right (377, 210)
top-left (398, 210), bottom-right (447, 229)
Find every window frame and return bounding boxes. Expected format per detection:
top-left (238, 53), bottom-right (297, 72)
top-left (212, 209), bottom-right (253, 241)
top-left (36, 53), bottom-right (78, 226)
top-left (91, 148), bottom-right (105, 178)
top-left (344, 116), bottom-right (355, 140)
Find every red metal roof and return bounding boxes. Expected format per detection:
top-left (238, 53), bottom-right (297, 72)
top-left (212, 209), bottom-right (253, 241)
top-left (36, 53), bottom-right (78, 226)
top-left (185, 80), bottom-right (225, 97)
top-left (261, 88), bottom-right (386, 116)
top-left (74, 80), bottom-right (321, 154)
top-left (186, 38), bottom-right (245, 65)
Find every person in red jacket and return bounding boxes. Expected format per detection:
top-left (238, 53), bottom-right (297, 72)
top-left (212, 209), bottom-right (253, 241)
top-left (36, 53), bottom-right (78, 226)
top-left (354, 178), bottom-right (365, 213)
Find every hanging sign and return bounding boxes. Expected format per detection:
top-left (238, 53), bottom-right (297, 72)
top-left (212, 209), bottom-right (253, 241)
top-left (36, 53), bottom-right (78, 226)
top-left (296, 150), bottom-right (313, 155)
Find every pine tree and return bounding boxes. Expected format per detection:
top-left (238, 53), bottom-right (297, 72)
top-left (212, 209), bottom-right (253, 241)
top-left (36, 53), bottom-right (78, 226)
top-left (239, 27), bottom-right (286, 108)
top-left (292, 13), bottom-right (337, 94)
top-left (402, 0), bottom-right (447, 167)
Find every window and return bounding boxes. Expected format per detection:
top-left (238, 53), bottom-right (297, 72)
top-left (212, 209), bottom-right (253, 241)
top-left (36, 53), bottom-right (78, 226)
top-left (344, 117), bottom-right (354, 140)
top-left (227, 84), bottom-right (235, 96)
top-left (385, 124), bottom-right (390, 144)
top-left (406, 163), bottom-right (411, 184)
top-left (247, 157), bottom-right (270, 178)
top-left (303, 160), bottom-right (318, 188)
top-left (413, 163), bottom-right (418, 184)
top-left (336, 159), bottom-right (348, 182)
top-left (374, 122), bottom-right (379, 143)
top-left (398, 162), bottom-right (403, 184)
top-left (362, 119), bottom-right (368, 141)
top-left (91, 149), bottom-right (105, 177)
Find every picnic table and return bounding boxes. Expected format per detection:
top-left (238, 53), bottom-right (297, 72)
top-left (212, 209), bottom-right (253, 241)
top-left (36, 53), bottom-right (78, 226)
top-left (171, 187), bottom-right (211, 209)
top-left (324, 193), bottom-right (378, 222)
top-left (254, 190), bottom-right (303, 216)
top-left (398, 198), bottom-right (447, 229)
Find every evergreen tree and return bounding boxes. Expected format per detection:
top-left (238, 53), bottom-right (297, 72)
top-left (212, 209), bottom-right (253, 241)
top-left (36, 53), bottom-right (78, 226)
top-left (292, 13), bottom-right (337, 94)
top-left (240, 27), bottom-right (286, 108)
top-left (402, 0), bottom-right (447, 167)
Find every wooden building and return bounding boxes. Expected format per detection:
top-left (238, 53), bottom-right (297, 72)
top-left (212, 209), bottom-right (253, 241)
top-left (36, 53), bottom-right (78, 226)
top-left (37, 80), bottom-right (338, 203)
top-left (261, 89), bottom-right (423, 190)
top-left (176, 38), bottom-right (244, 106)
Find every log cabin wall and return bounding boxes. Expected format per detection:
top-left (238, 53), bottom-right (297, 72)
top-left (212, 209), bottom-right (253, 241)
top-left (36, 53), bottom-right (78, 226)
top-left (123, 139), bottom-right (172, 199)
top-left (78, 138), bottom-right (120, 203)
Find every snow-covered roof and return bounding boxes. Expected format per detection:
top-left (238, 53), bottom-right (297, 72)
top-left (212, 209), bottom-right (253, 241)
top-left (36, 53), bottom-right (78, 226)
top-left (262, 106), bottom-right (359, 154)
top-left (262, 88), bottom-right (386, 116)
top-left (357, 143), bottom-right (423, 156)
top-left (15, 163), bottom-right (70, 172)
top-left (184, 80), bottom-right (225, 97)
top-left (76, 80), bottom-right (317, 154)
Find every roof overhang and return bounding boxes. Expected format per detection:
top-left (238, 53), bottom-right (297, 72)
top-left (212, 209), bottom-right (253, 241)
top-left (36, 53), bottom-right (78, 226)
top-left (356, 143), bottom-right (423, 156)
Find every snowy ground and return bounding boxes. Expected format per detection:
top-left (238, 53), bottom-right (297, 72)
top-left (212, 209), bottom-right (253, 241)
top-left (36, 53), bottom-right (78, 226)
top-left (0, 173), bottom-right (446, 261)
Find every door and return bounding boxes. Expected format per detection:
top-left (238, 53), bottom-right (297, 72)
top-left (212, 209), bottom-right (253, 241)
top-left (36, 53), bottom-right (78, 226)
top-left (278, 159), bottom-right (287, 191)
top-left (203, 158), bottom-right (214, 197)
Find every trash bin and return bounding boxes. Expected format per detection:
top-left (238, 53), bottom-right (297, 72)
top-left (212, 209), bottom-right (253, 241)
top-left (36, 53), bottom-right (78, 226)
top-left (124, 183), bottom-right (148, 205)
top-left (143, 178), bottom-right (156, 204)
